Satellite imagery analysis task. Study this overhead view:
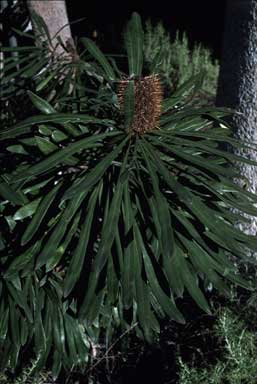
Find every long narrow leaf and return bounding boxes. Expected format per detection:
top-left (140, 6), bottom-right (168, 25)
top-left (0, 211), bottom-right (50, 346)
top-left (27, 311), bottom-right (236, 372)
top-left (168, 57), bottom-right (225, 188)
top-left (124, 12), bottom-right (144, 76)
top-left (64, 136), bottom-right (129, 199)
top-left (0, 114), bottom-right (114, 139)
top-left (81, 38), bottom-right (116, 80)
top-left (36, 192), bottom-right (86, 268)
top-left (135, 223), bottom-right (185, 323)
top-left (13, 132), bottom-right (121, 182)
top-left (124, 80), bottom-right (135, 130)
top-left (63, 186), bottom-right (99, 297)
top-left (27, 91), bottom-right (56, 114)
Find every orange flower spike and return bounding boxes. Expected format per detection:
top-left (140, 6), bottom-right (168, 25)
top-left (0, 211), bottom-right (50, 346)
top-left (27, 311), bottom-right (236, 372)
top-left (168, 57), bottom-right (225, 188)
top-left (118, 75), bottom-right (163, 135)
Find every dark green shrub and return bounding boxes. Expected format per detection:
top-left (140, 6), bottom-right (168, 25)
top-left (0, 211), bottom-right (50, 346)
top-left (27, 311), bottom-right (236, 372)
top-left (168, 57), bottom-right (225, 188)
top-left (143, 20), bottom-right (219, 102)
top-left (178, 298), bottom-right (257, 384)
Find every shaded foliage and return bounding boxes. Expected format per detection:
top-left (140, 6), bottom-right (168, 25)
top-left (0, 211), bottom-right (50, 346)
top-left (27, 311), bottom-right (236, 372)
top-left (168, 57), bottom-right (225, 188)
top-left (1, 12), bottom-right (257, 381)
top-left (143, 20), bottom-right (219, 104)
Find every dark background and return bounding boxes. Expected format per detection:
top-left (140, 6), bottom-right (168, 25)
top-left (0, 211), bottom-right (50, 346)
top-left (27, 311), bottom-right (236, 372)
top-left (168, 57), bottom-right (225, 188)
top-left (66, 0), bottom-right (227, 59)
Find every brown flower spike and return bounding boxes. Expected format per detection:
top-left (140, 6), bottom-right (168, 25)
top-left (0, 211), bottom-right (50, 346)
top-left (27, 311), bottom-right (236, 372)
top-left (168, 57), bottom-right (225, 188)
top-left (118, 75), bottom-right (163, 135)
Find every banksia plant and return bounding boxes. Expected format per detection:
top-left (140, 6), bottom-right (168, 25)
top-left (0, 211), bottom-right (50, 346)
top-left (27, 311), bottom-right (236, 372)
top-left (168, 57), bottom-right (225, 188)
top-left (1, 12), bottom-right (257, 378)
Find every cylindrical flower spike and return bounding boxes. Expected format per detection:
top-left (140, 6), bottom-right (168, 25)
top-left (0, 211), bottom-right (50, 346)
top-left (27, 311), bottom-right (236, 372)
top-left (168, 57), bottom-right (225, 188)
top-left (118, 75), bottom-right (163, 135)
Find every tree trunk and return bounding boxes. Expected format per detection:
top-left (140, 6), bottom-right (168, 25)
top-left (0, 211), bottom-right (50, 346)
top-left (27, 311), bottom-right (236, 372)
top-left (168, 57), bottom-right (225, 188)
top-left (1, 0), bottom-right (19, 70)
top-left (27, 0), bottom-right (75, 59)
top-left (216, 0), bottom-right (257, 253)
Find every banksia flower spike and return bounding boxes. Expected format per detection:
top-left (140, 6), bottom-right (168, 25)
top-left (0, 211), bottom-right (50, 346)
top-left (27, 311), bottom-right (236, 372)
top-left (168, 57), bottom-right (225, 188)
top-left (118, 74), bottom-right (163, 135)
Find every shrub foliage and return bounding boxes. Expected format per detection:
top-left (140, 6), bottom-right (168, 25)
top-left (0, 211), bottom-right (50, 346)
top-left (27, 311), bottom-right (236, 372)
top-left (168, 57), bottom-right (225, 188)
top-left (0, 12), bottom-right (257, 379)
top-left (143, 20), bottom-right (219, 100)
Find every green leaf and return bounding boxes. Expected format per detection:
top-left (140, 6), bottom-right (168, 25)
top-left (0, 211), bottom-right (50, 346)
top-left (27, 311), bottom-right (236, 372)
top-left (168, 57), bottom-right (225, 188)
top-left (64, 135), bottom-right (128, 199)
top-left (107, 255), bottom-right (119, 305)
top-left (9, 299), bottom-right (21, 347)
top-left (124, 12), bottom-right (144, 76)
top-left (180, 235), bottom-right (231, 294)
top-left (13, 198), bottom-right (42, 221)
top-left (141, 140), bottom-right (248, 256)
top-left (140, 140), bottom-right (175, 262)
top-left (142, 140), bottom-right (253, 257)
top-left (122, 182), bottom-right (135, 308)
top-left (149, 136), bottom-right (240, 179)
top-left (81, 194), bottom-right (127, 320)
top-left (36, 192), bottom-right (86, 269)
top-left (124, 80), bottom-right (135, 130)
top-left (7, 274), bottom-right (22, 291)
top-left (169, 130), bottom-right (257, 152)
top-left (13, 131), bottom-right (121, 182)
top-left (192, 198), bottom-right (257, 257)
top-left (1, 55), bottom-right (41, 83)
top-left (27, 91), bottom-right (56, 114)
top-left (22, 58), bottom-right (48, 78)
top-left (0, 235), bottom-right (4, 251)
top-left (53, 308), bottom-right (66, 355)
top-left (187, 236), bottom-right (250, 290)
top-left (52, 129), bottom-right (68, 142)
top-left (35, 136), bottom-right (59, 154)
top-left (150, 49), bottom-right (165, 73)
top-left (174, 245), bottom-right (211, 313)
top-left (20, 317), bottom-right (29, 346)
top-left (82, 289), bottom-right (105, 325)
top-left (38, 125), bottom-right (52, 135)
top-left (1, 46), bottom-right (39, 52)
top-left (71, 320), bottom-right (90, 362)
top-left (0, 308), bottom-right (9, 340)
top-left (94, 182), bottom-right (125, 275)
top-left (63, 186), bottom-right (99, 297)
top-left (22, 183), bottom-right (62, 245)
top-left (168, 247), bottom-right (185, 298)
top-left (7, 282), bottom-right (33, 323)
top-left (6, 145), bottom-right (28, 155)
top-left (5, 216), bottom-right (16, 231)
top-left (5, 242), bottom-right (41, 277)
top-left (30, 10), bottom-right (52, 42)
top-left (153, 132), bottom-right (257, 169)
top-left (9, 344), bottom-right (20, 370)
top-left (162, 72), bottom-right (205, 112)
top-left (160, 106), bottom-right (229, 127)
top-left (46, 212), bottom-right (81, 272)
top-left (1, 114), bottom-right (114, 138)
top-left (52, 351), bottom-right (62, 381)
top-left (34, 303), bottom-right (46, 359)
top-left (133, 225), bottom-right (160, 341)
top-left (36, 71), bottom-right (57, 91)
top-left (64, 315), bottom-right (79, 363)
top-left (94, 148), bottom-right (130, 275)
top-left (135, 224), bottom-right (185, 323)
top-left (81, 38), bottom-right (116, 80)
top-left (79, 149), bottom-right (130, 319)
top-left (0, 179), bottom-right (28, 205)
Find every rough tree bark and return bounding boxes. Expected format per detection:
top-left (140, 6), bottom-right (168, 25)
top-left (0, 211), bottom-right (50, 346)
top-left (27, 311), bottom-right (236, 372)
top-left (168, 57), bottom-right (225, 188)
top-left (27, 0), bottom-right (76, 59)
top-left (216, 0), bottom-right (257, 252)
